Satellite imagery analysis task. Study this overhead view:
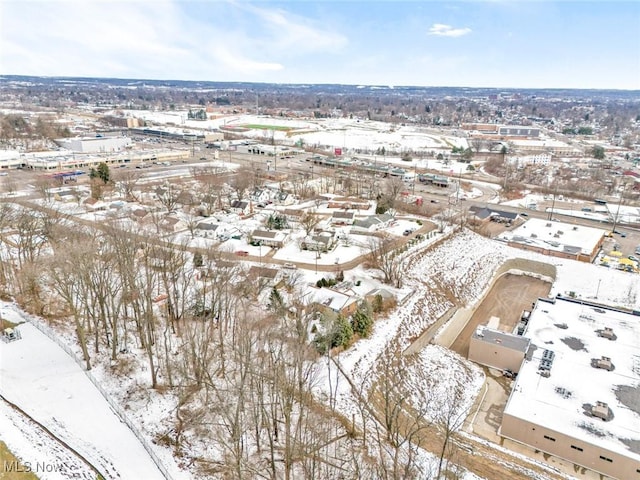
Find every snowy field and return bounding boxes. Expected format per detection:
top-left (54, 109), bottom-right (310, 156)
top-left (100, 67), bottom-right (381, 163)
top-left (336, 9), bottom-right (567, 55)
top-left (0, 310), bottom-right (176, 480)
top-left (121, 111), bottom-right (469, 154)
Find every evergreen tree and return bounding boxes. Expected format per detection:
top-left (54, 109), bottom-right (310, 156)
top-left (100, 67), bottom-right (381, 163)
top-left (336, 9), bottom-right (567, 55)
top-left (89, 162), bottom-right (110, 184)
top-left (351, 307), bottom-right (373, 338)
top-left (331, 314), bottom-right (353, 348)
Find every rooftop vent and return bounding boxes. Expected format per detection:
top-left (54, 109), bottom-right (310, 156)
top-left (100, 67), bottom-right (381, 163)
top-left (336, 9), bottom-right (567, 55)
top-left (555, 386), bottom-right (572, 399)
top-left (537, 349), bottom-right (555, 377)
top-left (531, 233), bottom-right (538, 238)
top-left (542, 349), bottom-right (555, 361)
top-left (591, 401), bottom-right (612, 421)
top-left (593, 356), bottom-right (614, 371)
top-left (546, 222), bottom-right (552, 227)
top-left (573, 226), bottom-right (578, 231)
top-left (597, 327), bottom-right (616, 341)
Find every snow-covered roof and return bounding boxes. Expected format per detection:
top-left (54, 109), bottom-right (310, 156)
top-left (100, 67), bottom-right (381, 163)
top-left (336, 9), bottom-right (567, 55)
top-left (504, 297), bottom-right (640, 461)
top-left (251, 229), bottom-right (287, 242)
top-left (309, 287), bottom-right (359, 313)
top-left (501, 218), bottom-right (605, 255)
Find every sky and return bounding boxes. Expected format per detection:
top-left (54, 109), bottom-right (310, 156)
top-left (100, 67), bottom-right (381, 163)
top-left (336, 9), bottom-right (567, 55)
top-left (2, 0), bottom-right (639, 90)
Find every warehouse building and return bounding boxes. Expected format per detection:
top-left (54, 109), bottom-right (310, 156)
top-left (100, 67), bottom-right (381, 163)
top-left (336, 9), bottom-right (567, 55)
top-left (55, 135), bottom-right (132, 153)
top-left (495, 297), bottom-right (640, 480)
top-left (499, 218), bottom-right (605, 263)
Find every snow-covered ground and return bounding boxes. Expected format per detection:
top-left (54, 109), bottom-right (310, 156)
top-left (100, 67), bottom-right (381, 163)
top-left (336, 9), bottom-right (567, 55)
top-left (0, 399), bottom-right (95, 480)
top-left (0, 308), bottom-right (179, 480)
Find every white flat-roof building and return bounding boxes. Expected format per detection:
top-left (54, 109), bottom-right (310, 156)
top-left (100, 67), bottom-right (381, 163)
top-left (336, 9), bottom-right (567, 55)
top-left (509, 138), bottom-right (582, 156)
top-left (499, 297), bottom-right (640, 480)
top-left (55, 135), bottom-right (132, 153)
top-left (508, 153), bottom-right (552, 166)
top-left (499, 218), bottom-right (605, 262)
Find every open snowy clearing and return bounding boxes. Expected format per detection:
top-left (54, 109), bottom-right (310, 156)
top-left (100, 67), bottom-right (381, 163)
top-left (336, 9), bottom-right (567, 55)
top-left (0, 315), bottom-right (172, 480)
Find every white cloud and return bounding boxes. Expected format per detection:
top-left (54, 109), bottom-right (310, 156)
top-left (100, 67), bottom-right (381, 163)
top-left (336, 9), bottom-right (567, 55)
top-left (428, 23), bottom-right (472, 38)
top-left (211, 46), bottom-right (284, 74)
top-left (237, 3), bottom-right (348, 54)
top-left (1, 0), bottom-right (344, 80)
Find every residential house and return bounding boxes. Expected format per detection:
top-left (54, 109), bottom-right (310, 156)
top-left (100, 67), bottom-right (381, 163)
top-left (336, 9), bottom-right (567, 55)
top-left (364, 287), bottom-right (396, 309)
top-left (308, 287), bottom-right (360, 317)
top-left (54, 190), bottom-right (76, 202)
top-left (83, 197), bottom-right (107, 211)
top-left (283, 208), bottom-right (305, 223)
top-left (275, 191), bottom-right (295, 205)
top-left (159, 215), bottom-right (185, 233)
top-left (353, 214), bottom-right (393, 231)
top-left (250, 188), bottom-right (271, 204)
top-left (230, 200), bottom-right (250, 215)
top-left (250, 229), bottom-right (287, 248)
top-left (331, 211), bottom-right (355, 225)
top-left (130, 208), bottom-right (153, 225)
top-left (195, 221), bottom-right (219, 238)
top-left (247, 266), bottom-right (280, 285)
top-left (302, 233), bottom-right (335, 252)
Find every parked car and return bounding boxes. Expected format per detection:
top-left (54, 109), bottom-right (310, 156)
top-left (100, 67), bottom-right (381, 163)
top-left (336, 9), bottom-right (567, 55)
top-left (628, 255), bottom-right (639, 263)
top-left (235, 250), bottom-right (249, 257)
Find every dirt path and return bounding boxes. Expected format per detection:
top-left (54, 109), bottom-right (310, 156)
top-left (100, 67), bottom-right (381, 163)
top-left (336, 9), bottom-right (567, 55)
top-left (450, 274), bottom-right (551, 357)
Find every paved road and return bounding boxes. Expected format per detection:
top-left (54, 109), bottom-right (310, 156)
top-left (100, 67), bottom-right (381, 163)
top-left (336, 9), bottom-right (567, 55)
top-left (450, 274), bottom-right (551, 357)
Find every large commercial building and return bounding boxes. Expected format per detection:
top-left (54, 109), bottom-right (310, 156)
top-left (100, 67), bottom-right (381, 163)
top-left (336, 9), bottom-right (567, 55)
top-left (55, 135), bottom-right (132, 153)
top-left (499, 218), bottom-right (605, 263)
top-left (489, 297), bottom-right (640, 480)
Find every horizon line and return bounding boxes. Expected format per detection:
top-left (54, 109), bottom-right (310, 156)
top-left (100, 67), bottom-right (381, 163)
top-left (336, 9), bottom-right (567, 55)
top-left (1, 74), bottom-right (638, 93)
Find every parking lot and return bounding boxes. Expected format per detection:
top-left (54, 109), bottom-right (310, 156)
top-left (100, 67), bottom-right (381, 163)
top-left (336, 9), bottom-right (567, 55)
top-left (450, 273), bottom-right (552, 358)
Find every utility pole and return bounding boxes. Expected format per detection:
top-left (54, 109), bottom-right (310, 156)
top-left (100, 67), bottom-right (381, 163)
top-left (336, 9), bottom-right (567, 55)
top-left (548, 190), bottom-right (556, 221)
top-left (412, 162), bottom-right (417, 195)
top-left (272, 130), bottom-right (277, 172)
top-left (611, 183), bottom-right (626, 233)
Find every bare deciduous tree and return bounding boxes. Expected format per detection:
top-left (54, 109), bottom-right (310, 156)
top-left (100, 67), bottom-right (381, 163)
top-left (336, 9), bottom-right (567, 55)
top-left (299, 209), bottom-right (321, 236)
top-left (230, 168), bottom-right (252, 201)
top-left (368, 234), bottom-right (403, 287)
